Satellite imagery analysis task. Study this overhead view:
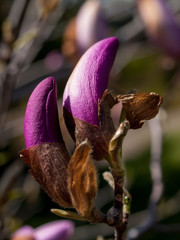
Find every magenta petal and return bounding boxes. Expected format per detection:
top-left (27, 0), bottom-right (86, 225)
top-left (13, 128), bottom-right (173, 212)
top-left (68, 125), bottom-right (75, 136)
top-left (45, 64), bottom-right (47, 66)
top-left (63, 37), bottom-right (119, 126)
top-left (11, 226), bottom-right (34, 238)
top-left (34, 221), bottom-right (74, 240)
top-left (24, 77), bottom-right (62, 148)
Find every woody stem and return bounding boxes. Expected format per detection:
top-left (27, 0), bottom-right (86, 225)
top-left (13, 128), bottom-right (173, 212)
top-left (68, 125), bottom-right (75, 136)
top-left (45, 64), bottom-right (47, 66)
top-left (108, 121), bottom-right (130, 240)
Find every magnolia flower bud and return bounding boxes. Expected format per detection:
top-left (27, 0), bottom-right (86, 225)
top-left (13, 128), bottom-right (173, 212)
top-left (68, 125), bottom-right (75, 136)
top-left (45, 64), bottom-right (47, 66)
top-left (137, 0), bottom-right (180, 59)
top-left (11, 226), bottom-right (34, 240)
top-left (34, 220), bottom-right (74, 240)
top-left (63, 37), bottom-right (119, 160)
top-left (21, 77), bottom-right (72, 208)
top-left (24, 77), bottom-right (62, 148)
top-left (11, 221), bottom-right (74, 240)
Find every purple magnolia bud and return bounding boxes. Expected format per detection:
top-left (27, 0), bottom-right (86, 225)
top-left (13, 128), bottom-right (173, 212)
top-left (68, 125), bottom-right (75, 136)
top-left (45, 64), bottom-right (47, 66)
top-left (137, 0), bottom-right (180, 59)
top-left (76, 0), bottom-right (109, 54)
top-left (11, 226), bottom-right (34, 240)
top-left (24, 77), bottom-right (62, 148)
top-left (11, 221), bottom-right (74, 240)
top-left (63, 37), bottom-right (119, 127)
top-left (34, 220), bottom-right (74, 240)
top-left (22, 77), bottom-right (72, 208)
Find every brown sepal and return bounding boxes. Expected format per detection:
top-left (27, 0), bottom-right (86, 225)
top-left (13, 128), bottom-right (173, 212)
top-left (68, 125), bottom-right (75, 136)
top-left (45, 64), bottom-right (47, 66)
top-left (117, 92), bottom-right (163, 129)
top-left (98, 90), bottom-right (117, 140)
top-left (74, 118), bottom-right (109, 160)
top-left (68, 140), bottom-right (97, 217)
top-left (20, 143), bottom-right (72, 208)
top-left (63, 90), bottom-right (117, 160)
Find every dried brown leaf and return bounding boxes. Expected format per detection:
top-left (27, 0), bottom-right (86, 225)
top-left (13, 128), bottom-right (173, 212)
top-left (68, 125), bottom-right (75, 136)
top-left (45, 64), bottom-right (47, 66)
top-left (117, 92), bottom-right (163, 129)
top-left (20, 143), bottom-right (72, 208)
top-left (68, 140), bottom-right (97, 217)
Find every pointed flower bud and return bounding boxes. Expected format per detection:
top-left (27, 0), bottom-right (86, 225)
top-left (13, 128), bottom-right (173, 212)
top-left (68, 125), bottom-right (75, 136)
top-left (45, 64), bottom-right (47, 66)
top-left (63, 37), bottom-right (119, 126)
top-left (24, 77), bottom-right (62, 149)
top-left (34, 220), bottom-right (74, 240)
top-left (137, 0), bottom-right (180, 59)
top-left (11, 226), bottom-right (34, 240)
top-left (11, 221), bottom-right (74, 240)
top-left (21, 77), bottom-right (72, 208)
top-left (62, 37), bottom-right (119, 160)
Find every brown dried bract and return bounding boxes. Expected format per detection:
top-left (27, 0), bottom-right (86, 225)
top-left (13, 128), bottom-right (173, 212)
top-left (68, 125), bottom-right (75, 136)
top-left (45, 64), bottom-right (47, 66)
top-left (117, 92), bottom-right (163, 129)
top-left (98, 90), bottom-right (117, 140)
top-left (63, 104), bottom-right (109, 160)
top-left (74, 118), bottom-right (109, 160)
top-left (68, 140), bottom-right (97, 217)
top-left (63, 90), bottom-right (117, 160)
top-left (20, 143), bottom-right (72, 208)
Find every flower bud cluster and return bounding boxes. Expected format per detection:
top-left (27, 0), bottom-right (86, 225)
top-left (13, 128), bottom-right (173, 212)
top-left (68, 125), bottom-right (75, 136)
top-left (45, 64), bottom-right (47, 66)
top-left (21, 38), bottom-right (119, 217)
top-left (20, 37), bottom-right (162, 220)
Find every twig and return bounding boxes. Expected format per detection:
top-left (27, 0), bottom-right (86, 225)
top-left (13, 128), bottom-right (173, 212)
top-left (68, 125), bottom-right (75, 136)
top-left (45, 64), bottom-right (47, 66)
top-left (108, 121), bottom-right (130, 240)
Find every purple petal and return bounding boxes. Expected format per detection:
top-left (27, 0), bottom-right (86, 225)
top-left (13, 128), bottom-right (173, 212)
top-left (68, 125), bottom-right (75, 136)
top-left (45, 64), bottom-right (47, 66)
top-left (34, 221), bottom-right (74, 240)
top-left (11, 226), bottom-right (34, 239)
top-left (24, 77), bottom-right (62, 148)
top-left (63, 37), bottom-right (119, 126)
top-left (137, 0), bottom-right (180, 59)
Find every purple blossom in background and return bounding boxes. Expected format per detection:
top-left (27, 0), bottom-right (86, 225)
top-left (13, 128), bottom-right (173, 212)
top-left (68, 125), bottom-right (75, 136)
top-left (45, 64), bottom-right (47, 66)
top-left (24, 77), bottom-right (62, 148)
top-left (76, 0), bottom-right (109, 54)
top-left (137, 0), bottom-right (180, 59)
top-left (63, 37), bottom-right (119, 126)
top-left (11, 226), bottom-right (34, 240)
top-left (44, 50), bottom-right (64, 71)
top-left (11, 221), bottom-right (74, 240)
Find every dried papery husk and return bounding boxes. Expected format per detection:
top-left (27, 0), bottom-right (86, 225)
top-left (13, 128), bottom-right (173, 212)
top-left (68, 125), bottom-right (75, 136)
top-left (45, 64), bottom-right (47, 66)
top-left (63, 107), bottom-right (108, 160)
top-left (68, 140), bottom-right (97, 217)
top-left (63, 90), bottom-right (117, 160)
top-left (74, 118), bottom-right (109, 160)
top-left (117, 92), bottom-right (163, 129)
top-left (98, 90), bottom-right (117, 139)
top-left (20, 143), bottom-right (72, 208)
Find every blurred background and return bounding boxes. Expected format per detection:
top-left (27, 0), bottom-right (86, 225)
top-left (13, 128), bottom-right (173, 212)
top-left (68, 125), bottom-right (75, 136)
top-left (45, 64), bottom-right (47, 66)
top-left (0, 0), bottom-right (180, 239)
